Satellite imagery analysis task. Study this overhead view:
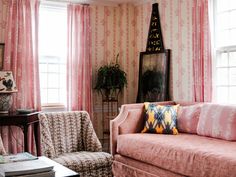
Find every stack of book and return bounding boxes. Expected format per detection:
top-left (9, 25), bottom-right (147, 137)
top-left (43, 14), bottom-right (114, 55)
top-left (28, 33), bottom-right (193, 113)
top-left (0, 153), bottom-right (54, 177)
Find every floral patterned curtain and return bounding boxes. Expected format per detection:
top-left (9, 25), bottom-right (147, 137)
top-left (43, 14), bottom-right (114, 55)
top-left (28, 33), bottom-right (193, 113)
top-left (1, 0), bottom-right (40, 154)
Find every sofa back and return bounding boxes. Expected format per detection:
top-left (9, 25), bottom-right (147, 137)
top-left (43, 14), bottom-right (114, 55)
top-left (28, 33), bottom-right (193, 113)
top-left (111, 101), bottom-right (236, 155)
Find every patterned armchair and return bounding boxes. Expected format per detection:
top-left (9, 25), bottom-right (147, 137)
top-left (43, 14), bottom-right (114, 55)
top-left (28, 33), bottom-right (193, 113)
top-left (39, 111), bottom-right (113, 177)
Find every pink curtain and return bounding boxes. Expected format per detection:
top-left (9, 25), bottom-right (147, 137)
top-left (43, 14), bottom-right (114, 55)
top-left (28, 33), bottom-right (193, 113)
top-left (192, 0), bottom-right (212, 102)
top-left (67, 4), bottom-right (92, 114)
top-left (1, 0), bottom-right (40, 154)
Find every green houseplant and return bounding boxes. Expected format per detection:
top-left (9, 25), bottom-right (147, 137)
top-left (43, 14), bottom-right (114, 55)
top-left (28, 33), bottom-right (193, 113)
top-left (95, 54), bottom-right (127, 99)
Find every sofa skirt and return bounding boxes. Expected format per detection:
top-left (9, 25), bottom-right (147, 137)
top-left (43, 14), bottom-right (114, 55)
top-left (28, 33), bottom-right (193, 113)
top-left (113, 155), bottom-right (184, 177)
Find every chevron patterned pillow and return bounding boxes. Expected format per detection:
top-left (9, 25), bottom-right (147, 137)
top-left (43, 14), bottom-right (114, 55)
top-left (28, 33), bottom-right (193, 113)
top-left (141, 102), bottom-right (179, 135)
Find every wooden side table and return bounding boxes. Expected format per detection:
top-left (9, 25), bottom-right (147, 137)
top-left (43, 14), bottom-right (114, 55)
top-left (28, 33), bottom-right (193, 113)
top-left (0, 112), bottom-right (41, 156)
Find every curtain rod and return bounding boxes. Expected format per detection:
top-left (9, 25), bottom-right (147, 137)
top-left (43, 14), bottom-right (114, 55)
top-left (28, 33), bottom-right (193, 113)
top-left (41, 0), bottom-right (89, 6)
top-left (41, 0), bottom-right (120, 7)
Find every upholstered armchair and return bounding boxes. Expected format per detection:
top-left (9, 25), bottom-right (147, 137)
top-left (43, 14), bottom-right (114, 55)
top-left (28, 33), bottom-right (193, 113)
top-left (39, 111), bottom-right (113, 177)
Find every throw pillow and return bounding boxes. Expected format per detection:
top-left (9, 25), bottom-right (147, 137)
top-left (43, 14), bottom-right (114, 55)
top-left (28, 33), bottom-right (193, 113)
top-left (177, 104), bottom-right (202, 134)
top-left (197, 103), bottom-right (236, 141)
top-left (141, 102), bottom-right (179, 135)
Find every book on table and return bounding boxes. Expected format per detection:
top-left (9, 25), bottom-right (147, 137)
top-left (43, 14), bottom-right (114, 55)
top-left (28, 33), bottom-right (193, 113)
top-left (12, 170), bottom-right (55, 177)
top-left (0, 157), bottom-right (54, 177)
top-left (0, 152), bottom-right (38, 163)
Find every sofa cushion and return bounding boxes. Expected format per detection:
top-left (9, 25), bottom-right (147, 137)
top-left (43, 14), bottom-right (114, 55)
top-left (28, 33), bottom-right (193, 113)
top-left (197, 103), bottom-right (236, 140)
top-left (177, 104), bottom-right (202, 134)
top-left (53, 151), bottom-right (113, 173)
top-left (141, 103), bottom-right (179, 134)
top-left (117, 133), bottom-right (236, 177)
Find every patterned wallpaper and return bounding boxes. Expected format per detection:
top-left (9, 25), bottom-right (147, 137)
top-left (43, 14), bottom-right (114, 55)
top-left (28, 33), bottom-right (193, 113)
top-left (134, 0), bottom-right (194, 102)
top-left (0, 0), bottom-right (194, 137)
top-left (90, 4), bottom-right (136, 135)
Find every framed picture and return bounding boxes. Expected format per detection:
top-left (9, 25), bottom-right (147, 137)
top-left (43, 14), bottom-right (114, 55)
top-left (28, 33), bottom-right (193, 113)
top-left (136, 49), bottom-right (170, 103)
top-left (0, 43), bottom-right (5, 70)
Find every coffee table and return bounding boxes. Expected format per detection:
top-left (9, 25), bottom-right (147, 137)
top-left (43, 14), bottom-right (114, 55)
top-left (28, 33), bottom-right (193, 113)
top-left (39, 156), bottom-right (79, 177)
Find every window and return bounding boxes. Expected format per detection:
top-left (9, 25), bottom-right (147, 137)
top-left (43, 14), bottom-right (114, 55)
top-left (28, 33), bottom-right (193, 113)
top-left (213, 0), bottom-right (236, 103)
top-left (39, 4), bottom-right (67, 107)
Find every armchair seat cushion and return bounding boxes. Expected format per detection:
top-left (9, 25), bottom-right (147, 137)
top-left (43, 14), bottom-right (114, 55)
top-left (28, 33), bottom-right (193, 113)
top-left (53, 151), bottom-right (113, 174)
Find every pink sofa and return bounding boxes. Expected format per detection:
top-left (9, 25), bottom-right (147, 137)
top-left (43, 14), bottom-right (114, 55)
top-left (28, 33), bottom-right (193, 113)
top-left (110, 101), bottom-right (236, 177)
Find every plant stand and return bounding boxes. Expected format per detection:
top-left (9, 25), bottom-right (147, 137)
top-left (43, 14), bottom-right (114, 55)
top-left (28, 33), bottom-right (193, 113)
top-left (102, 95), bottom-right (119, 152)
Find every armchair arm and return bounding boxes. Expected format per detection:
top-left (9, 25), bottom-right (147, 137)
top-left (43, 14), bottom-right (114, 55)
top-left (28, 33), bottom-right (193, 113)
top-left (38, 113), bottom-right (56, 158)
top-left (81, 111), bottom-right (102, 152)
top-left (110, 101), bottom-right (175, 155)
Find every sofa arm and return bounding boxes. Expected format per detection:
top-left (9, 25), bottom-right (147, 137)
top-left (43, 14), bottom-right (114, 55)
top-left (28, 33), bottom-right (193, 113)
top-left (110, 101), bottom-right (175, 155)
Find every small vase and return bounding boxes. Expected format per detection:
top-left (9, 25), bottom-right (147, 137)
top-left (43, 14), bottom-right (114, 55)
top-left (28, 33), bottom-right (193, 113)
top-left (0, 93), bottom-right (13, 113)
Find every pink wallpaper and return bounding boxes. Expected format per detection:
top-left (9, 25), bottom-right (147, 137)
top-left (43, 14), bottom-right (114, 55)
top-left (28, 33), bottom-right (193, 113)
top-left (0, 0), bottom-right (8, 43)
top-left (134, 0), bottom-right (194, 102)
top-left (90, 4), bottom-right (136, 135)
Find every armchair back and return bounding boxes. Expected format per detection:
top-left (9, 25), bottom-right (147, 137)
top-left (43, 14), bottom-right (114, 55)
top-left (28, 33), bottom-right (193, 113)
top-left (39, 111), bottom-right (102, 158)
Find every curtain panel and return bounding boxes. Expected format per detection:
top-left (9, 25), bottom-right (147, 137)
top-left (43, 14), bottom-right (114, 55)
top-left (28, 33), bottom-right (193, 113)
top-left (67, 4), bottom-right (92, 115)
top-left (192, 0), bottom-right (212, 102)
top-left (1, 0), bottom-right (40, 154)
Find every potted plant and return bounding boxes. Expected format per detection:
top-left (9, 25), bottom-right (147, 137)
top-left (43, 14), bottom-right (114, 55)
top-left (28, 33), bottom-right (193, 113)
top-left (95, 54), bottom-right (127, 100)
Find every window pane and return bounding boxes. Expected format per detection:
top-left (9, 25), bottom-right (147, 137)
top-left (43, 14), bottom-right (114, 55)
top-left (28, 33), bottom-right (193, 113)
top-left (229, 10), bottom-right (236, 28)
top-left (41, 89), bottom-right (48, 103)
top-left (39, 64), bottom-right (47, 73)
top-left (229, 86), bottom-right (236, 103)
top-left (230, 0), bottom-right (236, 10)
top-left (59, 88), bottom-right (67, 103)
top-left (217, 30), bottom-right (229, 47)
top-left (48, 64), bottom-right (59, 73)
top-left (59, 74), bottom-right (66, 88)
top-left (217, 0), bottom-right (230, 12)
top-left (60, 64), bottom-right (66, 73)
top-left (48, 73), bottom-right (59, 88)
top-left (216, 87), bottom-right (228, 103)
top-left (229, 68), bottom-right (236, 85)
top-left (217, 12), bottom-right (229, 30)
top-left (40, 73), bottom-right (47, 88)
top-left (229, 29), bottom-right (236, 46)
top-left (217, 68), bottom-right (228, 85)
top-left (229, 52), bottom-right (236, 66)
top-left (48, 89), bottom-right (59, 103)
top-left (217, 52), bottom-right (228, 67)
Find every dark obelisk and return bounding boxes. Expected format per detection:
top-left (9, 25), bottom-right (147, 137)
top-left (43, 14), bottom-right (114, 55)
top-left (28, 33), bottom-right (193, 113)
top-left (146, 3), bottom-right (164, 53)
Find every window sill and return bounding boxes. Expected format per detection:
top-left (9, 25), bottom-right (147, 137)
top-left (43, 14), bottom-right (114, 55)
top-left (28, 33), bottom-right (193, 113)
top-left (41, 104), bottom-right (66, 112)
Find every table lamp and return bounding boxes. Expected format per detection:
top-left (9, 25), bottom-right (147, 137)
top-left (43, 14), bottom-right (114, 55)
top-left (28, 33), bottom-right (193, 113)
top-left (0, 71), bottom-right (18, 113)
